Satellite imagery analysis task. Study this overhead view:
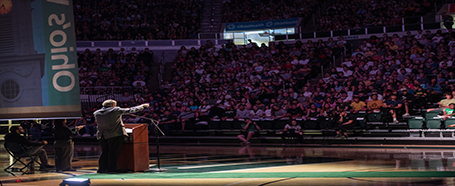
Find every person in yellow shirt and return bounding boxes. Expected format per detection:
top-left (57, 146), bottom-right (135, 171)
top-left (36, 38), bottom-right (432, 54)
top-left (387, 41), bottom-right (399, 50)
top-left (367, 94), bottom-right (383, 113)
top-left (351, 95), bottom-right (366, 113)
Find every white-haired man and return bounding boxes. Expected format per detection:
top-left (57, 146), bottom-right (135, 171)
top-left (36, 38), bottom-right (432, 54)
top-left (94, 99), bottom-right (149, 173)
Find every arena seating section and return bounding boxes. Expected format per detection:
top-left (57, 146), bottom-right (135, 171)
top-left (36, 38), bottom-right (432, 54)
top-left (72, 0), bottom-right (438, 40)
top-left (22, 0), bottom-right (455, 141)
top-left (221, 0), bottom-right (318, 27)
top-left (221, 0), bottom-right (437, 31)
top-left (73, 0), bottom-right (202, 40)
top-left (70, 29), bottom-right (455, 139)
top-left (316, 0), bottom-right (436, 31)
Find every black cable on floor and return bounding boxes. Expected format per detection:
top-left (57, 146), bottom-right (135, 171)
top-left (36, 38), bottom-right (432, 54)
top-left (258, 177), bottom-right (295, 186)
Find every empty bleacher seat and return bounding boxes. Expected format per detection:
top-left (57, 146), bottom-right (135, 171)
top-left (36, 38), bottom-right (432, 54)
top-left (274, 119), bottom-right (289, 130)
top-left (304, 118), bottom-right (318, 129)
top-left (260, 120), bottom-right (274, 130)
top-left (408, 117), bottom-right (424, 129)
top-left (319, 118), bottom-right (332, 129)
top-left (366, 112), bottom-right (383, 127)
top-left (220, 120), bottom-right (233, 129)
top-left (426, 118), bottom-right (442, 129)
top-left (208, 120), bottom-right (220, 130)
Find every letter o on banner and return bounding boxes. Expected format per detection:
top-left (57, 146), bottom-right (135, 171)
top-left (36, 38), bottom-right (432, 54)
top-left (50, 30), bottom-right (67, 47)
top-left (53, 70), bottom-right (75, 92)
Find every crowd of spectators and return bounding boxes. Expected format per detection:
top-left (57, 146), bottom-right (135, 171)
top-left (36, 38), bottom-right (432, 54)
top-left (317, 0), bottom-right (435, 31)
top-left (109, 29), bottom-right (455, 135)
top-left (73, 0), bottom-right (202, 40)
top-left (30, 29), bottom-right (455, 139)
top-left (221, 0), bottom-right (319, 26)
top-left (78, 47), bottom-right (153, 95)
top-left (73, 35), bottom-right (338, 136)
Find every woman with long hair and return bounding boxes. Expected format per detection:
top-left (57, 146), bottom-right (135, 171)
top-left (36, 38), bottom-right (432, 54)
top-left (306, 103), bottom-right (320, 119)
top-left (319, 103), bottom-right (335, 119)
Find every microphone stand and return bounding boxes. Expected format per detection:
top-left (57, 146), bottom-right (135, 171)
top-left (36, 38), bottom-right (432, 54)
top-left (130, 114), bottom-right (168, 172)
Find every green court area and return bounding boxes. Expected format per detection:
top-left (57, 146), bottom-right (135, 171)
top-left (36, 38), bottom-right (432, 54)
top-left (75, 148), bottom-right (455, 183)
top-left (78, 171), bottom-right (455, 179)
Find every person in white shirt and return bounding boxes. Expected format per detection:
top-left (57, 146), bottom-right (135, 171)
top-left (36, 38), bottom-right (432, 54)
top-left (414, 30), bottom-right (424, 40)
top-left (368, 90), bottom-right (384, 101)
top-left (432, 33), bottom-right (444, 43)
top-left (264, 106), bottom-right (272, 119)
top-left (132, 78), bottom-right (146, 87)
top-left (439, 57), bottom-right (453, 67)
top-left (198, 101), bottom-right (211, 116)
top-left (369, 66), bottom-right (380, 76)
top-left (302, 86), bottom-right (313, 98)
top-left (337, 36), bottom-right (347, 47)
top-left (279, 120), bottom-right (303, 144)
top-left (195, 66), bottom-right (204, 75)
top-left (249, 106), bottom-right (264, 120)
top-left (342, 66), bottom-right (353, 77)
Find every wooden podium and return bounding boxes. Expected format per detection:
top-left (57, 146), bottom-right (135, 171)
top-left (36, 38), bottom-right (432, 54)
top-left (117, 124), bottom-right (149, 172)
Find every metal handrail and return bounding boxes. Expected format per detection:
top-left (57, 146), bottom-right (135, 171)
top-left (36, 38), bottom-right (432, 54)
top-left (76, 16), bottom-right (443, 49)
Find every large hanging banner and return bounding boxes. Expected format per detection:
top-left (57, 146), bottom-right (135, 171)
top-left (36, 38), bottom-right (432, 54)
top-left (0, 0), bottom-right (80, 119)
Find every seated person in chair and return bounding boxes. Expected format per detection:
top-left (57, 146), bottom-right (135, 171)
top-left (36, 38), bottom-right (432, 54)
top-left (334, 109), bottom-right (356, 139)
top-left (399, 87), bottom-right (415, 116)
top-left (350, 95), bottom-right (366, 113)
top-left (158, 110), bottom-right (177, 135)
top-left (428, 92), bottom-right (455, 112)
top-left (383, 94), bottom-right (403, 123)
top-left (178, 107), bottom-right (195, 130)
top-left (237, 118), bottom-right (261, 145)
top-left (222, 106), bottom-right (236, 121)
top-left (279, 120), bottom-right (303, 144)
top-left (4, 126), bottom-right (54, 170)
top-left (444, 103), bottom-right (455, 122)
top-left (367, 94), bottom-right (383, 113)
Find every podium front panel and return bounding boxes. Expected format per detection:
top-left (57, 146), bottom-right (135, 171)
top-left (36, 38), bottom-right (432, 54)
top-left (118, 124), bottom-right (149, 172)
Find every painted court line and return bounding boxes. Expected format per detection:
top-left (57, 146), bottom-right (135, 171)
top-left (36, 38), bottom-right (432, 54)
top-left (177, 160), bottom-right (286, 170)
top-left (208, 164), bottom-right (300, 173)
top-left (223, 178), bottom-right (262, 186)
top-left (177, 162), bottom-right (263, 170)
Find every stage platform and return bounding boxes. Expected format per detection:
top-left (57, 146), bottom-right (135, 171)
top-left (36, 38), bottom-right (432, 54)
top-left (2, 143), bottom-right (455, 185)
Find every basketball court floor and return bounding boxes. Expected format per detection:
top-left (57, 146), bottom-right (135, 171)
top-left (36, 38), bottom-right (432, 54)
top-left (1, 143), bottom-right (455, 185)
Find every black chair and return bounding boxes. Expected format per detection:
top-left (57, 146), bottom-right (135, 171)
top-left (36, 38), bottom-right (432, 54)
top-left (4, 142), bottom-right (43, 174)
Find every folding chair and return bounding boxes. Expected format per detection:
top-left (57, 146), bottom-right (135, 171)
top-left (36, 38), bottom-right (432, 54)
top-left (4, 142), bottom-right (42, 174)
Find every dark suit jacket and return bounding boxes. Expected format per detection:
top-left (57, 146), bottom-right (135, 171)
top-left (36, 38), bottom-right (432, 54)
top-left (4, 133), bottom-right (45, 154)
top-left (94, 105), bottom-right (144, 140)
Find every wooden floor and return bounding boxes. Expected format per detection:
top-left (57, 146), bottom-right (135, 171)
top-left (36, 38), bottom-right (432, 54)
top-left (1, 143), bottom-right (455, 185)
